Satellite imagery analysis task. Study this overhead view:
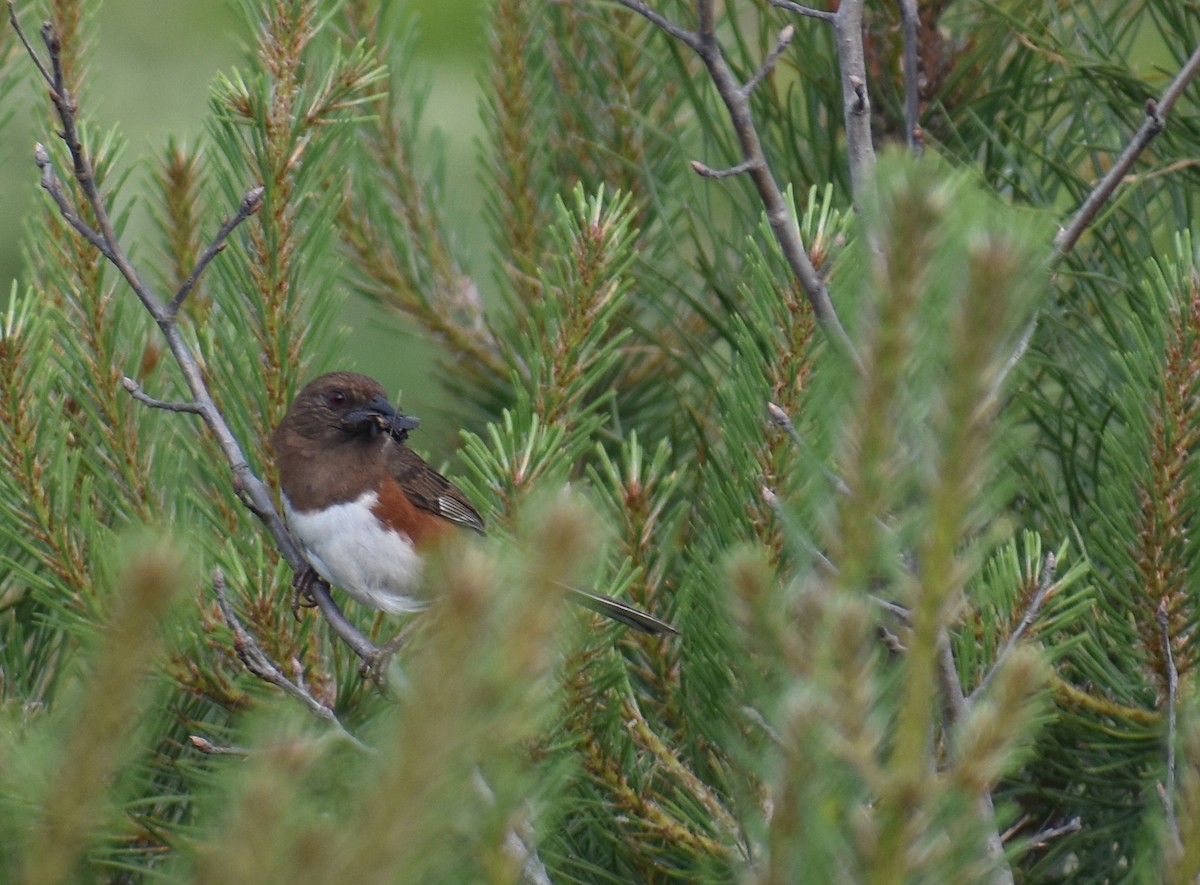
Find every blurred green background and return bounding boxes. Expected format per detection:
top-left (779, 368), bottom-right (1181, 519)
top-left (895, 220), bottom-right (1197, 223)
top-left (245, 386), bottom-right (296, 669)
top-left (1, 0), bottom-right (489, 447)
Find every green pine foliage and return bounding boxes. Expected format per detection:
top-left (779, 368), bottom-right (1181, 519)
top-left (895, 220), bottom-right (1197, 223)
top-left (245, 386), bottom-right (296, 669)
top-left (0, 0), bottom-right (1198, 882)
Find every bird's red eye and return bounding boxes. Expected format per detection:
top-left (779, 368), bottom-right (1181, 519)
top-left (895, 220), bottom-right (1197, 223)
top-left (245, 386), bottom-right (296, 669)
top-left (326, 390), bottom-right (347, 407)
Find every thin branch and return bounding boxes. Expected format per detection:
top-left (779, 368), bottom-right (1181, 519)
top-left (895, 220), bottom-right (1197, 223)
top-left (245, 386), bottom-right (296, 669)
top-left (833, 0), bottom-right (877, 208)
top-left (121, 377), bottom-right (203, 414)
top-left (1004, 814), bottom-right (1083, 849)
top-left (937, 631), bottom-right (968, 728)
top-left (471, 770), bottom-right (553, 885)
top-left (169, 186), bottom-right (265, 315)
top-left (984, 315), bottom-right (1036, 413)
top-left (869, 594), bottom-right (910, 624)
top-left (743, 24), bottom-right (795, 96)
top-left (189, 735), bottom-right (250, 756)
top-left (696, 0), bottom-right (715, 41)
top-left (34, 143), bottom-right (109, 255)
top-left (9, 8), bottom-right (384, 671)
top-left (213, 570), bottom-right (366, 750)
top-left (613, 0), bottom-right (700, 50)
top-left (1026, 815), bottom-right (1082, 850)
top-left (939, 631), bottom-right (1014, 885)
top-left (34, 21), bottom-right (165, 323)
top-left (690, 158), bottom-right (757, 179)
top-left (1054, 41), bottom-right (1200, 259)
top-left (618, 0), bottom-right (863, 372)
top-left (970, 551), bottom-right (1057, 705)
top-left (761, 485), bottom-right (838, 576)
top-left (992, 44), bottom-right (1200, 426)
top-left (5, 1), bottom-right (53, 86)
top-left (741, 704), bottom-right (785, 747)
top-left (1157, 599), bottom-right (1182, 852)
top-left (768, 401), bottom-right (852, 496)
top-left (767, 0), bottom-right (835, 23)
top-left (897, 0), bottom-right (921, 153)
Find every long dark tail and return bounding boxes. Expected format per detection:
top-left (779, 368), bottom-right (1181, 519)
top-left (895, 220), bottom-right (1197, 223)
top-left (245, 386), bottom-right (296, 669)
top-left (567, 587), bottom-right (678, 636)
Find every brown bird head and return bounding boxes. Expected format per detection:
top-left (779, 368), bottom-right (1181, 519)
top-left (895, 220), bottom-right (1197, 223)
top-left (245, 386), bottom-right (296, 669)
top-left (273, 372), bottom-right (426, 513)
top-left (275, 372), bottom-right (420, 448)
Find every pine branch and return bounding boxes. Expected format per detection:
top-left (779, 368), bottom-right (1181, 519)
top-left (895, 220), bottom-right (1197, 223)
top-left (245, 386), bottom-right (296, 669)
top-left (486, 0), bottom-right (549, 307)
top-left (22, 543), bottom-right (184, 883)
top-left (1054, 41), bottom-right (1200, 259)
top-left (615, 0), bottom-right (862, 372)
top-left (8, 7), bottom-right (383, 678)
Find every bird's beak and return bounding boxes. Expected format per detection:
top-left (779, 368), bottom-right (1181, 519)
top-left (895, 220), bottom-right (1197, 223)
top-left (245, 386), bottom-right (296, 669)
top-left (390, 411), bottom-right (420, 440)
top-left (344, 394), bottom-right (420, 439)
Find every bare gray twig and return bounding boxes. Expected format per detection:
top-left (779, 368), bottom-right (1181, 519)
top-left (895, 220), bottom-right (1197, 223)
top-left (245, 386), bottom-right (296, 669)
top-left (743, 24), bottom-right (795, 95)
top-left (34, 143), bottom-right (109, 255)
top-left (986, 42), bottom-right (1200, 438)
top-left (767, 401), bottom-right (853, 496)
top-left (169, 186), bottom-right (265, 315)
top-left (938, 632), bottom-right (968, 728)
top-left (1054, 42), bottom-right (1200, 259)
top-left (1157, 599), bottom-right (1182, 852)
top-left (1006, 814), bottom-right (1082, 849)
top-left (188, 735), bottom-right (250, 756)
top-left (767, 0), bottom-right (835, 23)
top-left (690, 159), bottom-right (756, 180)
top-left (1027, 816), bottom-right (1083, 849)
top-left (939, 632), bottom-right (1014, 885)
top-left (121, 377), bottom-right (203, 414)
top-left (760, 485), bottom-right (838, 576)
top-left (5, 1), bottom-right (52, 86)
top-left (832, 0), bottom-right (877, 207)
top-left (612, 0), bottom-right (700, 49)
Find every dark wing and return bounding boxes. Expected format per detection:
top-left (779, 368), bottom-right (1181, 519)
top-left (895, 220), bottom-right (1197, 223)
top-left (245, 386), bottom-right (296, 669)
top-left (388, 443), bottom-right (487, 535)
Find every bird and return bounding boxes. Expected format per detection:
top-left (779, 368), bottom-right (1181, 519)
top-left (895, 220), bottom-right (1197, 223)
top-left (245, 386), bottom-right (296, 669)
top-left (273, 371), bottom-right (677, 636)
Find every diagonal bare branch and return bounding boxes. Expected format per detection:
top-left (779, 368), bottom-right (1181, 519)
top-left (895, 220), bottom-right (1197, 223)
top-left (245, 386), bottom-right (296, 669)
top-left (121, 377), bottom-right (202, 414)
top-left (743, 23), bottom-right (795, 96)
top-left (613, 0), bottom-right (700, 50)
top-left (767, 0), bottom-right (835, 23)
top-left (34, 143), bottom-right (108, 254)
top-left (1054, 41), bottom-right (1200, 259)
top-left (5, 1), bottom-right (53, 86)
top-left (169, 186), bottom-right (265, 315)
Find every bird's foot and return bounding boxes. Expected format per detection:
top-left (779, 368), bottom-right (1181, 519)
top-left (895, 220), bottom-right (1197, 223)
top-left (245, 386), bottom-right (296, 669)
top-left (290, 565), bottom-right (320, 621)
top-left (357, 622), bottom-right (418, 687)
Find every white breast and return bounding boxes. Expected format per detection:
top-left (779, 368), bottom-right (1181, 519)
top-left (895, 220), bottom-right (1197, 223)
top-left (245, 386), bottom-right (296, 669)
top-left (282, 491), bottom-right (426, 615)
